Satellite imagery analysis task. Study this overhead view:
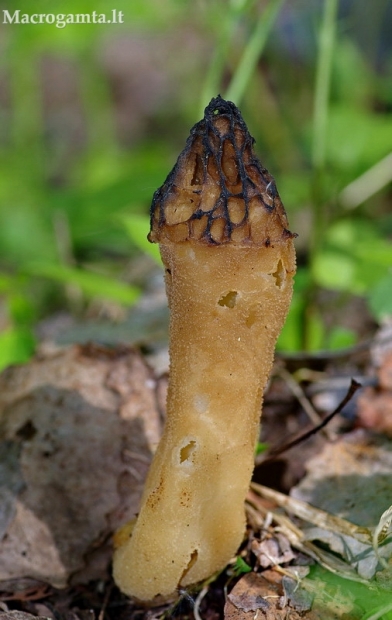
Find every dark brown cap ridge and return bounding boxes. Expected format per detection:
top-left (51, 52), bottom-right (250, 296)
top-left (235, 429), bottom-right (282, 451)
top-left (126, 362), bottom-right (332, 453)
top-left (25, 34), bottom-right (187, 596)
top-left (149, 96), bottom-right (297, 246)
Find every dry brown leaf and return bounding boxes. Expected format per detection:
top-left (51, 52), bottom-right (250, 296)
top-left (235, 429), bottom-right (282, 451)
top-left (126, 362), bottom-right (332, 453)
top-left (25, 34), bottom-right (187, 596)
top-left (0, 344), bottom-right (163, 588)
top-left (224, 572), bottom-right (279, 620)
top-left (251, 534), bottom-right (295, 569)
top-left (281, 575), bottom-right (313, 612)
top-left (224, 571), bottom-right (323, 620)
top-left (249, 485), bottom-right (372, 584)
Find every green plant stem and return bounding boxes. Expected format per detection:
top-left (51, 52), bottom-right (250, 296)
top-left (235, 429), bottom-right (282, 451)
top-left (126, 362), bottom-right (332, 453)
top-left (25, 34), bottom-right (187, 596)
top-left (199, 3), bottom-right (239, 116)
top-left (305, 0), bottom-right (339, 350)
top-left (311, 0), bottom-right (339, 173)
top-left (310, 0), bottom-right (338, 258)
top-left (8, 44), bottom-right (45, 193)
top-left (200, 0), bottom-right (259, 115)
top-left (224, 0), bottom-right (286, 105)
top-left (339, 152), bottom-right (392, 210)
top-left (79, 49), bottom-right (117, 153)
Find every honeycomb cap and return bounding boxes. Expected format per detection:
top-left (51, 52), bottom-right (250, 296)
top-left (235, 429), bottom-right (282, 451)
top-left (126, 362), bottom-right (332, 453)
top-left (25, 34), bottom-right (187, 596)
top-left (149, 96), bottom-right (296, 246)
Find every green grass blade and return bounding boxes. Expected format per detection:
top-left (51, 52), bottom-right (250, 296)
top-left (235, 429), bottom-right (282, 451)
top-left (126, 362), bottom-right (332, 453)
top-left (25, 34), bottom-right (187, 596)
top-left (224, 0), bottom-right (286, 105)
top-left (312, 0), bottom-right (339, 171)
top-left (25, 262), bottom-right (140, 305)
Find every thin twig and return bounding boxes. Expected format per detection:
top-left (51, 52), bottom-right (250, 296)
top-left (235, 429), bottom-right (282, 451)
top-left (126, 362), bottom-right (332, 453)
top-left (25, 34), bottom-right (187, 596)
top-left (311, 0), bottom-right (338, 171)
top-left (257, 379), bottom-right (361, 464)
top-left (98, 583), bottom-right (113, 620)
top-left (246, 502), bottom-right (266, 530)
top-left (276, 366), bottom-right (328, 431)
top-left (224, 0), bottom-right (285, 104)
top-left (246, 490), bottom-right (370, 585)
top-left (249, 485), bottom-right (371, 544)
top-left (339, 151), bottom-right (392, 210)
top-left (193, 586), bottom-right (208, 620)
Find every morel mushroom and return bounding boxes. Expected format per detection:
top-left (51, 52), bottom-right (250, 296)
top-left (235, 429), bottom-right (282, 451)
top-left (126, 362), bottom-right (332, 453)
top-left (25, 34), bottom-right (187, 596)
top-left (113, 96), bottom-right (297, 601)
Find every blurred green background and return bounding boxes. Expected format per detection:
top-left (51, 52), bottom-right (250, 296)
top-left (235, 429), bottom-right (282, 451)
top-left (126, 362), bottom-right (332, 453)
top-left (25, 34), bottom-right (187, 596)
top-left (0, 0), bottom-right (391, 369)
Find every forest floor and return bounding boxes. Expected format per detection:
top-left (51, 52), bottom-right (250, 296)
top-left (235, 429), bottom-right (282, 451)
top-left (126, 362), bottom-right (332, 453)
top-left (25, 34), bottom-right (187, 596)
top-left (1, 269), bottom-right (392, 620)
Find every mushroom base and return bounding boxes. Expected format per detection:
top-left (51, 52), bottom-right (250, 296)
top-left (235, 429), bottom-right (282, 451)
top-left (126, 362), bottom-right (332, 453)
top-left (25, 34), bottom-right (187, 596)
top-left (113, 240), bottom-right (295, 601)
